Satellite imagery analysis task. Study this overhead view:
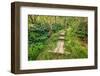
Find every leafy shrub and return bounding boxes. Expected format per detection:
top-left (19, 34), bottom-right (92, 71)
top-left (28, 43), bottom-right (44, 60)
top-left (75, 22), bottom-right (88, 41)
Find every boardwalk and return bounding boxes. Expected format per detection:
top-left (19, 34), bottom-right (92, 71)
top-left (54, 31), bottom-right (65, 54)
top-left (49, 30), bottom-right (71, 55)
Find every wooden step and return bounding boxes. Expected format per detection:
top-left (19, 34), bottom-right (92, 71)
top-left (59, 32), bottom-right (65, 36)
top-left (59, 36), bottom-right (65, 40)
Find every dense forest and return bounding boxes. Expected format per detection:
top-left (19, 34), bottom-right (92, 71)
top-left (28, 15), bottom-right (88, 60)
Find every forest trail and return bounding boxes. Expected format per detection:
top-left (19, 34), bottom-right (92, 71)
top-left (28, 15), bottom-right (88, 60)
top-left (52, 31), bottom-right (65, 54)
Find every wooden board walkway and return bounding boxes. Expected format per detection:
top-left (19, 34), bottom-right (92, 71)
top-left (49, 31), bottom-right (70, 55)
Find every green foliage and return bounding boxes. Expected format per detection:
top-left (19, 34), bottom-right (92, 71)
top-left (28, 21), bottom-right (64, 60)
top-left (52, 23), bottom-right (65, 33)
top-left (28, 15), bottom-right (88, 60)
top-left (64, 17), bottom-right (88, 58)
top-left (64, 29), bottom-right (88, 58)
top-left (76, 21), bottom-right (88, 41)
top-left (28, 23), bottom-right (49, 60)
top-left (28, 43), bottom-right (44, 60)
